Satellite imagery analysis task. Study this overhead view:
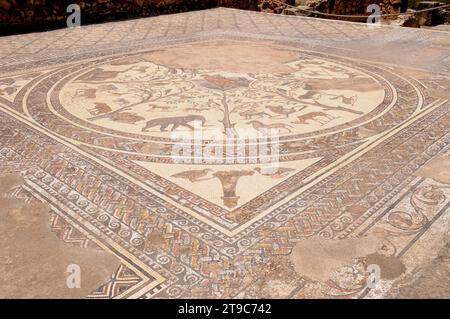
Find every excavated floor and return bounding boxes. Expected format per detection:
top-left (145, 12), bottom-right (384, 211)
top-left (0, 8), bottom-right (449, 298)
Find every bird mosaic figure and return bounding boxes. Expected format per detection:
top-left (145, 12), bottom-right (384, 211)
top-left (254, 167), bottom-right (295, 179)
top-left (171, 169), bottom-right (213, 182)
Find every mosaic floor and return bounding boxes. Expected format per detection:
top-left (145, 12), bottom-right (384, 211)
top-left (0, 8), bottom-right (449, 298)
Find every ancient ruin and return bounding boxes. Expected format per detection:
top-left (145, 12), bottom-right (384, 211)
top-left (0, 1), bottom-right (449, 301)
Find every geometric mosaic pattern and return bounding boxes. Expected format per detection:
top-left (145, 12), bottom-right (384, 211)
top-left (87, 264), bottom-right (143, 299)
top-left (1, 8), bottom-right (449, 298)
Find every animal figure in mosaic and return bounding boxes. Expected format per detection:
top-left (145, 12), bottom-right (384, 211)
top-left (330, 95), bottom-right (358, 106)
top-left (238, 109), bottom-right (272, 120)
top-left (88, 102), bottom-right (112, 116)
top-left (297, 89), bottom-right (322, 100)
top-left (266, 106), bottom-right (297, 118)
top-left (246, 120), bottom-right (293, 134)
top-left (141, 115), bottom-right (206, 132)
top-left (254, 167), bottom-right (295, 179)
top-left (292, 112), bottom-right (336, 126)
top-left (171, 169), bottom-right (213, 182)
top-left (74, 88), bottom-right (97, 99)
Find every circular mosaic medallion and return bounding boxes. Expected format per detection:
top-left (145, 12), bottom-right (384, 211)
top-left (58, 51), bottom-right (387, 141)
top-left (27, 40), bottom-right (421, 161)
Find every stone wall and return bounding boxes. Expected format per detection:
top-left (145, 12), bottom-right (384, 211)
top-left (276, 0), bottom-right (407, 22)
top-left (0, 0), bottom-right (222, 35)
top-left (293, 0), bottom-right (404, 15)
top-left (289, 0), bottom-right (449, 26)
top-left (318, 0), bottom-right (404, 15)
top-left (0, 0), bottom-right (280, 35)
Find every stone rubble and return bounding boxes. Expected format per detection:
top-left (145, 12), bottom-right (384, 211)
top-left (283, 0), bottom-right (450, 27)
